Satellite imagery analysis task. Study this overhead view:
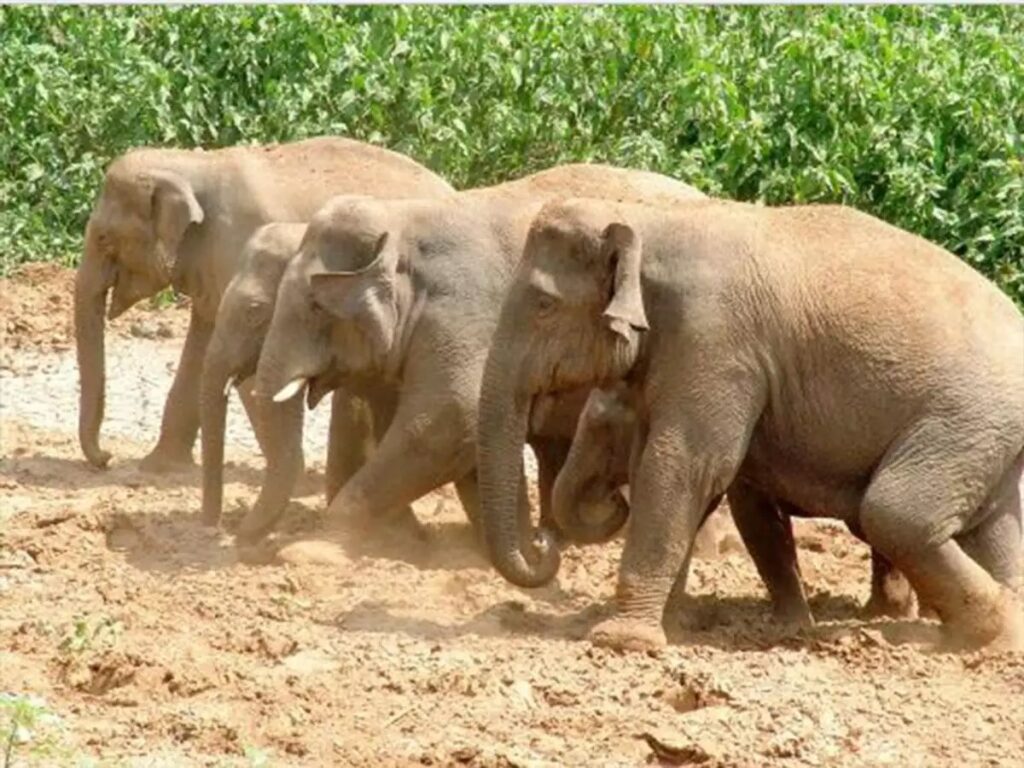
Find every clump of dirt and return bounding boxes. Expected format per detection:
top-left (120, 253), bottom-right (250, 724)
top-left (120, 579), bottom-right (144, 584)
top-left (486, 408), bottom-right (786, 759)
top-left (1, 268), bottom-right (1023, 767)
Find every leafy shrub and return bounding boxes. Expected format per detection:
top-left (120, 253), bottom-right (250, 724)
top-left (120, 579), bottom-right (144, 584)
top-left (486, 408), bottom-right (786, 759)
top-left (1, 6), bottom-right (1021, 302)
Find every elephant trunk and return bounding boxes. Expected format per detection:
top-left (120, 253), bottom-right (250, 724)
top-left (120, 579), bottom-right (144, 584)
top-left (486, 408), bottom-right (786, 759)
top-left (235, 395), bottom-right (305, 544)
top-left (552, 469), bottom-right (630, 545)
top-left (74, 228), bottom-right (114, 468)
top-left (477, 342), bottom-right (560, 588)
top-left (199, 348), bottom-right (233, 526)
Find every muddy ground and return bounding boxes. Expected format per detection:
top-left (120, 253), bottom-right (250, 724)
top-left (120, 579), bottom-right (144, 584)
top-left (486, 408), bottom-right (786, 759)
top-left (1, 265), bottom-right (1023, 767)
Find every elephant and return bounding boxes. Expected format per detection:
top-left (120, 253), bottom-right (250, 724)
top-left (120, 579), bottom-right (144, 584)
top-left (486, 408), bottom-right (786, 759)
top-left (199, 204), bottom-right (438, 528)
top-left (245, 165), bottom-right (707, 545)
top-left (550, 383), bottom-right (917, 625)
top-left (475, 197), bottom-right (1024, 653)
top-left (74, 137), bottom-right (453, 471)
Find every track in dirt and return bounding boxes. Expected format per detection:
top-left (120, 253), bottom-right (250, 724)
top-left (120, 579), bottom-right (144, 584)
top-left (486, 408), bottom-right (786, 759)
top-left (2, 266), bottom-right (1023, 767)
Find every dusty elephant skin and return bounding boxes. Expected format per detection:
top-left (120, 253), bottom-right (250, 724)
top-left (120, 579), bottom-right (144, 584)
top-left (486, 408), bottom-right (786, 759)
top-left (552, 383), bottom-right (918, 626)
top-left (476, 197), bottom-right (1024, 653)
top-left (74, 137), bottom-right (453, 472)
top-left (247, 165), bottom-right (707, 547)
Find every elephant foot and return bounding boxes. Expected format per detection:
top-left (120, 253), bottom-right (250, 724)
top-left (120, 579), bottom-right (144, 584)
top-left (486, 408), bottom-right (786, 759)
top-left (589, 616), bottom-right (667, 653)
top-left (139, 446), bottom-right (196, 474)
top-left (940, 587), bottom-right (1024, 652)
top-left (771, 599), bottom-right (815, 630)
top-left (236, 509), bottom-right (282, 546)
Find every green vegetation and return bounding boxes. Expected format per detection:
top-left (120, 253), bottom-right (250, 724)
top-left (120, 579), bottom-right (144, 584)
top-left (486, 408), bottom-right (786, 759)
top-left (1, 694), bottom-right (64, 767)
top-left (1, 6), bottom-right (1021, 302)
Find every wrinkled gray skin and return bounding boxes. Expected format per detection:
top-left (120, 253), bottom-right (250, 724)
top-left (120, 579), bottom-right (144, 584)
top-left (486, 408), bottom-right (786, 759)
top-left (75, 137), bottom-right (452, 471)
top-left (477, 197), bottom-right (1024, 653)
top-left (249, 165), bottom-right (707, 546)
top-left (552, 383), bottom-right (917, 625)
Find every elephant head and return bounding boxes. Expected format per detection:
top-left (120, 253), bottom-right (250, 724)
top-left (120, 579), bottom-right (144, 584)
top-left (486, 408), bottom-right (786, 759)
top-left (199, 223), bottom-right (305, 525)
top-left (550, 384), bottom-right (636, 544)
top-left (254, 195), bottom-right (408, 407)
top-left (75, 164), bottom-right (204, 467)
top-left (244, 196), bottom-right (409, 539)
top-left (477, 199), bottom-right (648, 587)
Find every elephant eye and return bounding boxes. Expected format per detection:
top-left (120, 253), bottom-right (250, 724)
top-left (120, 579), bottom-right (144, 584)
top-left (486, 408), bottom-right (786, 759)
top-left (532, 288), bottom-right (560, 316)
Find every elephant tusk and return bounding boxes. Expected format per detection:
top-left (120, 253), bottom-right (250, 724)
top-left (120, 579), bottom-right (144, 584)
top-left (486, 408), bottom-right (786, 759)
top-left (272, 377), bottom-right (308, 403)
top-left (223, 375), bottom-right (237, 397)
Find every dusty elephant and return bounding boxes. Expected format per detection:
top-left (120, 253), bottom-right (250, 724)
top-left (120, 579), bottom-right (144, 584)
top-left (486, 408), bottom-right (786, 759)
top-left (198, 223), bottom-right (386, 527)
top-left (476, 197), bottom-right (1023, 653)
top-left (246, 165), bottom-right (707, 546)
top-left (75, 137), bottom-right (452, 471)
top-left (550, 383), bottom-right (917, 625)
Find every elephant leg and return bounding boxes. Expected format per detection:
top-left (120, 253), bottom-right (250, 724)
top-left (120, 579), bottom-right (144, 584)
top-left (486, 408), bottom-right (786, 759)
top-left (859, 438), bottom-right (1024, 651)
top-left (141, 309), bottom-right (213, 472)
top-left (843, 518), bottom-right (917, 619)
top-left (589, 401), bottom-right (753, 653)
top-left (325, 388), bottom-right (375, 505)
top-left (324, 393), bottom-right (468, 535)
top-left (727, 487), bottom-right (813, 628)
top-left (956, 456), bottom-right (1023, 593)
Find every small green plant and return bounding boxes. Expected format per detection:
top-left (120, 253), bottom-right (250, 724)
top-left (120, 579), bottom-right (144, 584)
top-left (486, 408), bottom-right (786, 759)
top-left (243, 745), bottom-right (272, 768)
top-left (57, 616), bottom-right (123, 656)
top-left (0, 694), bottom-right (64, 768)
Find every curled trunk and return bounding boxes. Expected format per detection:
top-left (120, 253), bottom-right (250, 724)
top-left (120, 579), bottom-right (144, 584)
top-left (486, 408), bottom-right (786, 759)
top-left (74, 233), bottom-right (113, 468)
top-left (476, 347), bottom-right (560, 587)
top-left (552, 476), bottom-right (630, 545)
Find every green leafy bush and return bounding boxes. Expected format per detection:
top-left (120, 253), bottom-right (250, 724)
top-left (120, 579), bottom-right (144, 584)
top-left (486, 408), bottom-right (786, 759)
top-left (1, 6), bottom-right (1021, 302)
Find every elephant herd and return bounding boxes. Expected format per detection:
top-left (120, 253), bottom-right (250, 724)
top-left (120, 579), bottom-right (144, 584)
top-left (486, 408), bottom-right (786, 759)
top-left (74, 136), bottom-right (1023, 654)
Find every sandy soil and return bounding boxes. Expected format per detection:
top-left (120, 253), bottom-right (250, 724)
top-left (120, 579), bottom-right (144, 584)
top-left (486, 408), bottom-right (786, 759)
top-left (1, 266), bottom-right (1023, 767)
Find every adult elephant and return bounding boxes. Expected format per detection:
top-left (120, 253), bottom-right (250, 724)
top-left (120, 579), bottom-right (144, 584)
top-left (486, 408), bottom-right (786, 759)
top-left (74, 137), bottom-right (452, 470)
top-left (245, 165), bottom-right (707, 545)
top-left (476, 197), bottom-right (1024, 653)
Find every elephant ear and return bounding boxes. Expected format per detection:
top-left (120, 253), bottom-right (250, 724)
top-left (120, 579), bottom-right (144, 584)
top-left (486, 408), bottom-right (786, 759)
top-left (145, 170), bottom-right (204, 281)
top-left (309, 232), bottom-right (397, 320)
top-left (600, 222), bottom-right (648, 341)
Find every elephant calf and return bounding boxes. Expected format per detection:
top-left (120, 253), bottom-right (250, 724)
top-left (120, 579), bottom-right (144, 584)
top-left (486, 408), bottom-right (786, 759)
top-left (199, 219), bottom-right (398, 528)
top-left (476, 197), bottom-right (1023, 653)
top-left (551, 383), bottom-right (917, 626)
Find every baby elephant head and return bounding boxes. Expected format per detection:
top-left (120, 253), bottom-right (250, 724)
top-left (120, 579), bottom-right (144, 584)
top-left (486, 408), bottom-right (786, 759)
top-left (552, 383), bottom-right (636, 544)
top-left (254, 195), bottom-right (406, 409)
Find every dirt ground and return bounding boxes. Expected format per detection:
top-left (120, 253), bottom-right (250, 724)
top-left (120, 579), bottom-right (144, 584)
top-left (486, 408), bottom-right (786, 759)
top-left (2, 265), bottom-right (1023, 767)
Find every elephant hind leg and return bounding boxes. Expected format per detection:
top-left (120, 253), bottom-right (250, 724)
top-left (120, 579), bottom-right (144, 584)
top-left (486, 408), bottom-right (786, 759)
top-left (956, 454), bottom-right (1023, 592)
top-left (729, 486), bottom-right (813, 628)
top-left (859, 435), bottom-right (1024, 651)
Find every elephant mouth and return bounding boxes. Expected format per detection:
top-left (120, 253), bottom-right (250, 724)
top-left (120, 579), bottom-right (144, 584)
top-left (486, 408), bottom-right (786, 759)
top-left (306, 371), bottom-right (342, 409)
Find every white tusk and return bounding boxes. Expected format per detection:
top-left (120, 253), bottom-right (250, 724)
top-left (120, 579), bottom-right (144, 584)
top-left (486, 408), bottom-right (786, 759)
top-left (272, 377), bottom-right (308, 403)
top-left (223, 375), bottom-right (237, 397)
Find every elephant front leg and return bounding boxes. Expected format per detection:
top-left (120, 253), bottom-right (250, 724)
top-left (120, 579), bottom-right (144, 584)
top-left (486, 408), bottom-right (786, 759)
top-left (140, 310), bottom-right (213, 473)
top-left (324, 388), bottom-right (376, 504)
top-left (590, 429), bottom-right (742, 653)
